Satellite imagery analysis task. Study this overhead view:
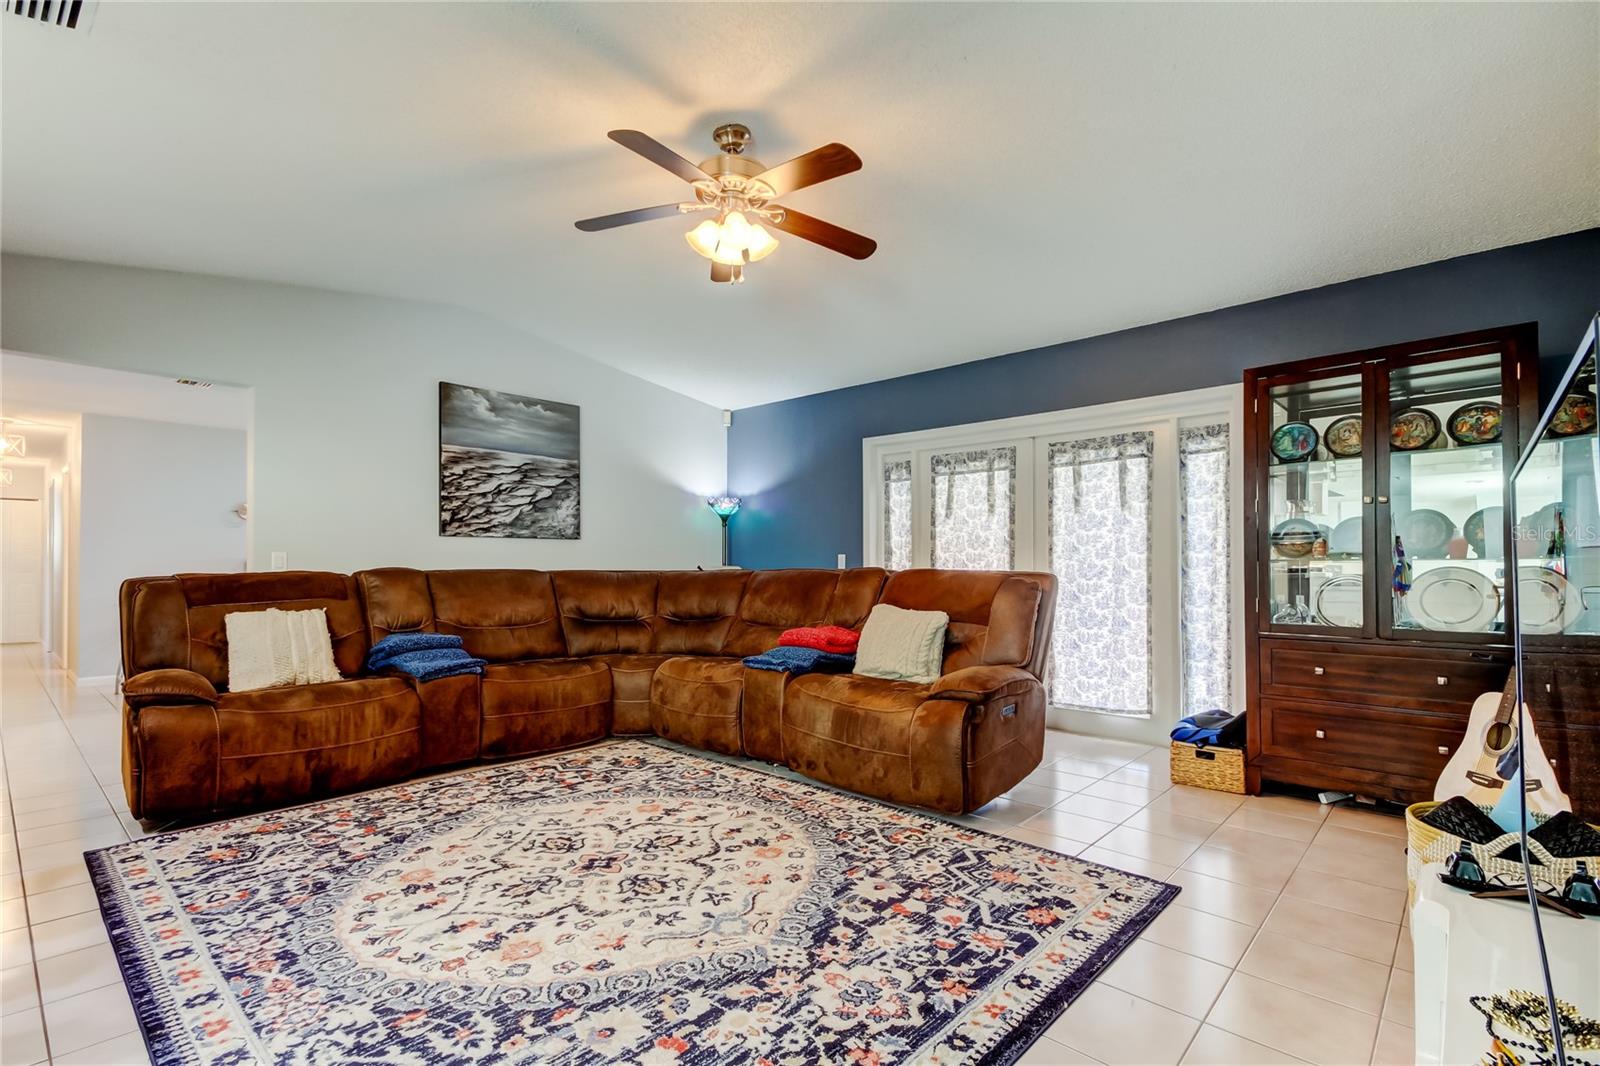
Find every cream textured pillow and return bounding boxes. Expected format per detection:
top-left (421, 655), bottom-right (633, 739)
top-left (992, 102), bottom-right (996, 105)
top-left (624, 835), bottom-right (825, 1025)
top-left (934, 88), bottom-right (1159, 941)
top-left (854, 603), bottom-right (950, 684)
top-left (225, 608), bottom-right (342, 692)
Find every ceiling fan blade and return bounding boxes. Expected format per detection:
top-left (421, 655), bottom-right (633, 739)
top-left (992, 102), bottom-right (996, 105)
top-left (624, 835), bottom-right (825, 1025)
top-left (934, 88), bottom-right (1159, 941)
top-left (710, 262), bottom-right (734, 283)
top-left (751, 143), bottom-right (861, 197)
top-left (607, 130), bottom-right (710, 184)
top-left (768, 207), bottom-right (877, 260)
top-left (574, 204), bottom-right (685, 232)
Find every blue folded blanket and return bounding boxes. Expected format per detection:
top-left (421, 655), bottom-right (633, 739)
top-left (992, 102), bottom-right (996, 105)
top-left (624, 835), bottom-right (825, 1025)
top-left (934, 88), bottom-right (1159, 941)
top-left (743, 646), bottom-right (856, 674)
top-left (366, 633), bottom-right (485, 681)
top-left (367, 632), bottom-right (463, 667)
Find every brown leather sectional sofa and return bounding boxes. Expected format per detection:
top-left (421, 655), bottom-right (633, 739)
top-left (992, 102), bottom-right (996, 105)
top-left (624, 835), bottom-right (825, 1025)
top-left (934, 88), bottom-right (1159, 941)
top-left (118, 566), bottom-right (1056, 823)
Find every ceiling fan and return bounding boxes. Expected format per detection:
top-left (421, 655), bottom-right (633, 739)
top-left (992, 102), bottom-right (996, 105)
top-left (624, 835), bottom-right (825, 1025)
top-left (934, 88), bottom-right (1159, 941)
top-left (575, 123), bottom-right (876, 284)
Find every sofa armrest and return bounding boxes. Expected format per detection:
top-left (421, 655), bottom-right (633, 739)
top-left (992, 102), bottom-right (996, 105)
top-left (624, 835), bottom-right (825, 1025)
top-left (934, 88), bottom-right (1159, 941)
top-left (929, 665), bottom-right (1037, 703)
top-left (123, 669), bottom-right (219, 709)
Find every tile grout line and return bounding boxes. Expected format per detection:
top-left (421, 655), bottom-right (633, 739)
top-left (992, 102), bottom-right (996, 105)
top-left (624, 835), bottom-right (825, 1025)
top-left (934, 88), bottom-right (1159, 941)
top-left (1020, 745), bottom-right (1407, 1064)
top-left (12, 642), bottom-right (135, 1063)
top-left (5, 645), bottom-right (56, 1064)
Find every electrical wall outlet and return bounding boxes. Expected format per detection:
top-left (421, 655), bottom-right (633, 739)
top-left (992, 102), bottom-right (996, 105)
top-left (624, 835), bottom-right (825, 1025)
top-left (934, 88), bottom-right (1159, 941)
top-left (837, 553), bottom-right (847, 569)
top-left (270, 551), bottom-right (287, 571)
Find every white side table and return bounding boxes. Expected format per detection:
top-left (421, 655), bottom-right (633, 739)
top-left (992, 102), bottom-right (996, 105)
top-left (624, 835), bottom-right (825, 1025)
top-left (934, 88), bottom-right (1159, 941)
top-left (1412, 861), bottom-right (1600, 1065)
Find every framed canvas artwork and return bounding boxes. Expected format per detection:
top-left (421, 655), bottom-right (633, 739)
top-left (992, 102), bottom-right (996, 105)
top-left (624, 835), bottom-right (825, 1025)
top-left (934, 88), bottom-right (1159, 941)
top-left (439, 381), bottom-right (580, 539)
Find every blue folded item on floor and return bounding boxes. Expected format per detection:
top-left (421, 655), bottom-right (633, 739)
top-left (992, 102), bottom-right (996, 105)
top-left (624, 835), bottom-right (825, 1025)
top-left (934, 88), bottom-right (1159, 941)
top-left (743, 646), bottom-right (856, 674)
top-left (365, 633), bottom-right (485, 681)
top-left (1170, 709), bottom-right (1245, 748)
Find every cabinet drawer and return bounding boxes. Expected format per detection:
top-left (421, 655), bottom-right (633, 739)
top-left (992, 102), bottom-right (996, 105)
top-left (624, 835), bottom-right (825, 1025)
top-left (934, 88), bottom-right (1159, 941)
top-left (1260, 640), bottom-right (1506, 711)
top-left (1258, 697), bottom-right (1467, 781)
top-left (1519, 654), bottom-right (1600, 821)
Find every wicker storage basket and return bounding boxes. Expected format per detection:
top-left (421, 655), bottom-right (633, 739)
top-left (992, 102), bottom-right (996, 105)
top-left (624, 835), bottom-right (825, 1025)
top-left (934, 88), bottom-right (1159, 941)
top-left (1169, 740), bottom-right (1245, 794)
top-left (1405, 800), bottom-right (1599, 905)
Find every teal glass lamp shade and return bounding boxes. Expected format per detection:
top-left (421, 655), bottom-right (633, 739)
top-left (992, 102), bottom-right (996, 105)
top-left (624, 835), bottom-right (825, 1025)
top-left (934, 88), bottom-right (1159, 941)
top-left (708, 496), bottom-right (740, 567)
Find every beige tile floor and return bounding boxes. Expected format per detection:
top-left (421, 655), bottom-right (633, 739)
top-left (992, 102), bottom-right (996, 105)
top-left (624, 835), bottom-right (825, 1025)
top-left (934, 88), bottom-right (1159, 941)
top-left (0, 643), bottom-right (1415, 1065)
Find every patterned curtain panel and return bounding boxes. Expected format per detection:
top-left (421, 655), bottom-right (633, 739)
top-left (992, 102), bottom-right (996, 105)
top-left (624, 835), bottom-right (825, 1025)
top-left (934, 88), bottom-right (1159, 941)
top-left (1047, 432), bottom-right (1153, 716)
top-left (929, 447), bottom-right (1016, 570)
top-left (882, 459), bottom-right (914, 571)
top-left (1179, 423), bottom-right (1233, 716)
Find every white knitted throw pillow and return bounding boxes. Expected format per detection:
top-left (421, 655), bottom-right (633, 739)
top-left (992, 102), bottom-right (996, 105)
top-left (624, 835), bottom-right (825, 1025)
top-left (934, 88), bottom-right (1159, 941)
top-left (854, 603), bottom-right (949, 684)
top-left (224, 608), bottom-right (342, 692)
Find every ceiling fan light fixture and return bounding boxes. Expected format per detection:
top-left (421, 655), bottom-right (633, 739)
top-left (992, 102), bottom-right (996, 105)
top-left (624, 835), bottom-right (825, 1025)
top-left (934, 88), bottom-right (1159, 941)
top-left (686, 211), bottom-right (780, 268)
top-left (685, 218), bottom-right (724, 260)
top-left (743, 222), bottom-right (778, 262)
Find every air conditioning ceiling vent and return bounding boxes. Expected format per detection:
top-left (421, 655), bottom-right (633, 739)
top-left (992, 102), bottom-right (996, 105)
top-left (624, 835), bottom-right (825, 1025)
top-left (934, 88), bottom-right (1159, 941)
top-left (5, 0), bottom-right (97, 31)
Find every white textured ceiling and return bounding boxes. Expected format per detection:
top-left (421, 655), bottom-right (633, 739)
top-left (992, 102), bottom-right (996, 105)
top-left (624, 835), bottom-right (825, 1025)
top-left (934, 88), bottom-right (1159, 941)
top-left (3, 3), bottom-right (1596, 409)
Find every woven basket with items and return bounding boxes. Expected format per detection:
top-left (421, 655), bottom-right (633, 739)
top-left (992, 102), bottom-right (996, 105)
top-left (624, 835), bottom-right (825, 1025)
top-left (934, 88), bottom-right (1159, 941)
top-left (1170, 741), bottom-right (1245, 794)
top-left (1168, 710), bottom-right (1246, 794)
top-left (1406, 797), bottom-right (1600, 906)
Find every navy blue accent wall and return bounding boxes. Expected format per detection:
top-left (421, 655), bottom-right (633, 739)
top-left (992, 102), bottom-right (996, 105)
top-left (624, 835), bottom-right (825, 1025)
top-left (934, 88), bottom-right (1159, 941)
top-left (728, 229), bottom-right (1600, 569)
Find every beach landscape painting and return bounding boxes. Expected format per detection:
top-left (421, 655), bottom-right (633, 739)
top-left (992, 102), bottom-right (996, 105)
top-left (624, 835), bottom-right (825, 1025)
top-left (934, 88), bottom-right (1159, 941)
top-left (439, 382), bottom-right (580, 539)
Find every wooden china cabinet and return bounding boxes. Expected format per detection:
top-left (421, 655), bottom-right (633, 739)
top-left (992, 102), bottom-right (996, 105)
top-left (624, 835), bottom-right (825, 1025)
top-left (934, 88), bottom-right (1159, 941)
top-left (1243, 325), bottom-right (1540, 807)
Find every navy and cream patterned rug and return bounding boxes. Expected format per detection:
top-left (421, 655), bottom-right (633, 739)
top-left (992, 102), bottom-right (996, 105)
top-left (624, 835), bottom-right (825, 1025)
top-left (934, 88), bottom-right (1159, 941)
top-left (88, 740), bottom-right (1177, 1065)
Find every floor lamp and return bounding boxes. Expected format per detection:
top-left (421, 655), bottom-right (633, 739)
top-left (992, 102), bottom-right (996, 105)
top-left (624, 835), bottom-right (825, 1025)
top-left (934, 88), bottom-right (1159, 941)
top-left (707, 496), bottom-right (740, 567)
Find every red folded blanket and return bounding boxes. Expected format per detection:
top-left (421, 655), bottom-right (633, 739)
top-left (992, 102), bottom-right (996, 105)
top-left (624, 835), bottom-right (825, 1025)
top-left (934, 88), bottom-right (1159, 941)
top-left (779, 625), bottom-right (860, 654)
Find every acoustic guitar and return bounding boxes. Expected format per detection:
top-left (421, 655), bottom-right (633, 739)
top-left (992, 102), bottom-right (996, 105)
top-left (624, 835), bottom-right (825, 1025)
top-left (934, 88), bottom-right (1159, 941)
top-left (1435, 670), bottom-right (1570, 816)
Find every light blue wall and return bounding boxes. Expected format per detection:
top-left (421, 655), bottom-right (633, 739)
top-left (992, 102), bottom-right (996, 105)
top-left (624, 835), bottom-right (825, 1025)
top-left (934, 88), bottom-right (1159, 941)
top-left (728, 229), bottom-right (1600, 569)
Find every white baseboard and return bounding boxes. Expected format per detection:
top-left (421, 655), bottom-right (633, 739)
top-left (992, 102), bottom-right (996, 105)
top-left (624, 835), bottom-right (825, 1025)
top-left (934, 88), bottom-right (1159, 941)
top-left (72, 673), bottom-right (115, 689)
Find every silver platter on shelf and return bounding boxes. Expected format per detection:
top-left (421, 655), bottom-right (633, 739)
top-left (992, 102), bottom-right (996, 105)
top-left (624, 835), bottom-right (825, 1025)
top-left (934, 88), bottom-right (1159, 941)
top-left (1404, 566), bottom-right (1501, 632)
top-left (1327, 516), bottom-right (1363, 557)
top-left (1313, 575), bottom-right (1364, 629)
top-left (1516, 565), bottom-right (1583, 635)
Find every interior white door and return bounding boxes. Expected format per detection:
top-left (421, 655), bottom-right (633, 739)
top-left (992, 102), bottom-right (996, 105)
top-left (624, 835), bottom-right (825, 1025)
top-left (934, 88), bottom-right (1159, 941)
top-left (2, 497), bottom-right (43, 643)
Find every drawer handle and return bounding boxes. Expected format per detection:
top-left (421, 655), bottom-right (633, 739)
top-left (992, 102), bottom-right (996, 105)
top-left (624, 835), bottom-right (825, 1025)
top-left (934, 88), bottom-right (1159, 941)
top-left (1436, 676), bottom-right (1448, 686)
top-left (1438, 745), bottom-right (1450, 755)
top-left (1313, 666), bottom-right (1325, 676)
top-left (1315, 729), bottom-right (1326, 739)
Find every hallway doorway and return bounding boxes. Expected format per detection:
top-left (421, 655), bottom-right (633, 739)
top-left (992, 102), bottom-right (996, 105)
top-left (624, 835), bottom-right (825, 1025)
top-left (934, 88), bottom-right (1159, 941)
top-left (1, 495), bottom-right (43, 643)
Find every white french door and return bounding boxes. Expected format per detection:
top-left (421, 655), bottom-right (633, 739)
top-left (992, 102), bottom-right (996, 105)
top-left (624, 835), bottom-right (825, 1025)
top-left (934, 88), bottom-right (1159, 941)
top-left (877, 438), bottom-right (1037, 585)
top-left (2, 497), bottom-right (44, 644)
top-left (864, 386), bottom-right (1243, 744)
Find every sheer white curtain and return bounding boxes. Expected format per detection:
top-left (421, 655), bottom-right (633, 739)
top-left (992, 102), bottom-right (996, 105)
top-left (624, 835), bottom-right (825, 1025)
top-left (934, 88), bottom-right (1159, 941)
top-left (1047, 433), bottom-right (1153, 715)
top-left (1179, 424), bottom-right (1232, 715)
top-left (930, 447), bottom-right (1016, 570)
top-left (882, 458), bottom-right (913, 571)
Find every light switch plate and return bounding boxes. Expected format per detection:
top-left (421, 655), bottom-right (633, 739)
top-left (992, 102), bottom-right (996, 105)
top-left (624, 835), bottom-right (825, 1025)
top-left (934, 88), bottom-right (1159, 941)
top-left (836, 553), bottom-right (847, 569)
top-left (270, 551), bottom-right (287, 571)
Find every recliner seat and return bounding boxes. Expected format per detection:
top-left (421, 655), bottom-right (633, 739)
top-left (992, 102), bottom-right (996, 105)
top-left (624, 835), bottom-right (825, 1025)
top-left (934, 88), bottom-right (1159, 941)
top-left (118, 565), bottom-right (1056, 822)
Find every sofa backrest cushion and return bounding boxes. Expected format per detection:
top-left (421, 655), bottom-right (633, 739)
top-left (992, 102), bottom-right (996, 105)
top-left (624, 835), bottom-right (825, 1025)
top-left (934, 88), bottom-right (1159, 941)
top-left (826, 568), bottom-right (887, 628)
top-left (877, 569), bottom-right (1053, 676)
top-left (552, 571), bottom-right (660, 655)
top-left (653, 570), bottom-right (751, 653)
top-left (427, 569), bottom-right (567, 662)
top-left (120, 571), bottom-right (368, 689)
top-left (721, 569), bottom-right (840, 657)
top-left (355, 568), bottom-right (435, 644)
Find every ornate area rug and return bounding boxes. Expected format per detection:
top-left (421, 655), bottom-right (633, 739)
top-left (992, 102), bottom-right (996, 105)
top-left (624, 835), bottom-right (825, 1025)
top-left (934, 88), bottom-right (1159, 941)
top-left (89, 740), bottom-right (1177, 1065)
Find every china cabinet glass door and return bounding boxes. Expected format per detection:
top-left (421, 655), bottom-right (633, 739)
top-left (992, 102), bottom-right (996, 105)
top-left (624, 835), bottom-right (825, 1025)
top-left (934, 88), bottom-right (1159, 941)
top-left (1512, 332), bottom-right (1599, 640)
top-left (1262, 368), bottom-right (1371, 634)
top-left (1378, 346), bottom-right (1517, 640)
